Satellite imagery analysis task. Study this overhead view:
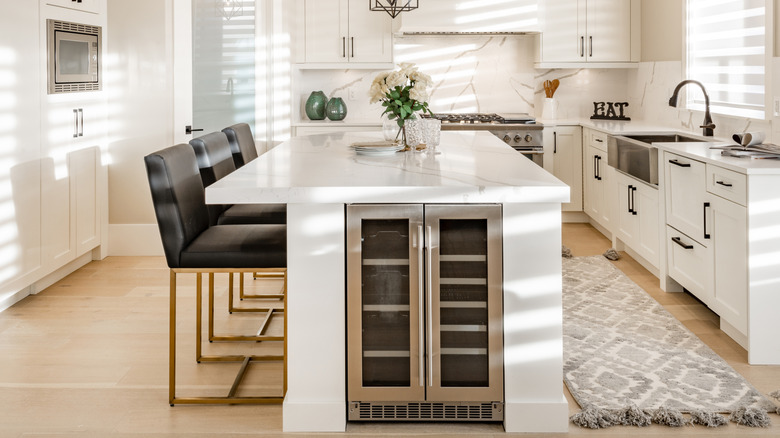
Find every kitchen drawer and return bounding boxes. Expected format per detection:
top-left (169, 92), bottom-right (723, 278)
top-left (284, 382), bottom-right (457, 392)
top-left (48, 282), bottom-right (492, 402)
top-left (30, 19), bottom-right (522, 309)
top-left (707, 165), bottom-right (746, 206)
top-left (588, 130), bottom-right (608, 152)
top-left (664, 152), bottom-right (707, 245)
top-left (666, 225), bottom-right (713, 306)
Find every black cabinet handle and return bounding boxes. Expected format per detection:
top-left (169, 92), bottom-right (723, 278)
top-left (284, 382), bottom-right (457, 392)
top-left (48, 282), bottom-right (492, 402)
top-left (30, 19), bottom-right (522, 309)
top-left (594, 155), bottom-right (602, 181)
top-left (703, 202), bottom-right (711, 239)
top-left (716, 180), bottom-right (733, 187)
top-left (351, 37), bottom-right (354, 58)
top-left (627, 185), bottom-right (634, 213)
top-left (554, 131), bottom-right (557, 154)
top-left (671, 236), bottom-right (694, 250)
top-left (589, 36), bottom-right (593, 57)
top-left (631, 186), bottom-right (637, 215)
top-left (342, 37), bottom-right (346, 58)
top-left (580, 36), bottom-right (584, 57)
top-left (669, 159), bottom-right (691, 168)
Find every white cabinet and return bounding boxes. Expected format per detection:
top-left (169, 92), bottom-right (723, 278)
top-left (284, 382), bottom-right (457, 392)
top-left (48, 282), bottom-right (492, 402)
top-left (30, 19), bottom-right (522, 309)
top-left (46, 0), bottom-right (101, 14)
top-left (301, 0), bottom-right (393, 64)
top-left (547, 126), bottom-right (582, 212)
top-left (615, 172), bottom-right (659, 267)
top-left (663, 151), bottom-right (748, 338)
top-left (583, 129), bottom-right (613, 230)
top-left (537, 0), bottom-right (640, 66)
top-left (664, 152), bottom-right (707, 244)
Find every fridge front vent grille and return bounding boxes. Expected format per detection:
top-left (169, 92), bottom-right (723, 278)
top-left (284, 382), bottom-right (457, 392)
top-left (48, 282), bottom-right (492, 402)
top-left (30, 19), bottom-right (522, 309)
top-left (353, 402), bottom-right (502, 421)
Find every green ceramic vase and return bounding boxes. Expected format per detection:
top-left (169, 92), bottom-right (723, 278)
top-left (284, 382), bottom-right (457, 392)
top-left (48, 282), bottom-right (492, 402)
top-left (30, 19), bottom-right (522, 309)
top-left (305, 91), bottom-right (328, 120)
top-left (325, 97), bottom-right (348, 121)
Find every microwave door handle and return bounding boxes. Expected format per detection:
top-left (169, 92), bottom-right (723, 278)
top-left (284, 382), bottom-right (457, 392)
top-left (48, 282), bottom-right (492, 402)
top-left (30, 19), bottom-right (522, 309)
top-left (78, 108), bottom-right (84, 137)
top-left (73, 109), bottom-right (79, 138)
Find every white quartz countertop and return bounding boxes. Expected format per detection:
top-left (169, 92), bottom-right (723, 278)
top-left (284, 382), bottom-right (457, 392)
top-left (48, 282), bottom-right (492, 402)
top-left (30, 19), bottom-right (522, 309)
top-left (206, 131), bottom-right (569, 204)
top-left (541, 118), bottom-right (780, 175)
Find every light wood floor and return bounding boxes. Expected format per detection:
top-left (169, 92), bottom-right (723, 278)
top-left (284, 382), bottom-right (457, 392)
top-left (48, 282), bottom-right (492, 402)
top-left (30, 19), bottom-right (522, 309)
top-left (1, 223), bottom-right (778, 437)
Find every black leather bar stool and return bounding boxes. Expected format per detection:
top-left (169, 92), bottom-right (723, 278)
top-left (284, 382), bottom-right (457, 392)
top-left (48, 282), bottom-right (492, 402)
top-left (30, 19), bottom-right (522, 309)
top-left (190, 132), bottom-right (286, 312)
top-left (144, 144), bottom-right (287, 405)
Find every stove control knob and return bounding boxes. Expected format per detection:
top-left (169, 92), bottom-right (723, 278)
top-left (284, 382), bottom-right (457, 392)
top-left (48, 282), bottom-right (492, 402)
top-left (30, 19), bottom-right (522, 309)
top-left (514, 135), bottom-right (523, 143)
top-left (503, 135), bottom-right (512, 143)
top-left (524, 134), bottom-right (534, 142)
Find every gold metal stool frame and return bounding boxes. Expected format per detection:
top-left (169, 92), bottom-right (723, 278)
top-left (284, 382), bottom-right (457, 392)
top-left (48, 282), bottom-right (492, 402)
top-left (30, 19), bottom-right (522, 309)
top-left (169, 268), bottom-right (287, 406)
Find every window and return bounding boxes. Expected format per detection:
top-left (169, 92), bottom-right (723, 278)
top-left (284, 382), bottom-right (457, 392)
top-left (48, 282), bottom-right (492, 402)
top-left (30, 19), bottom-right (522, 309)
top-left (686, 0), bottom-right (769, 119)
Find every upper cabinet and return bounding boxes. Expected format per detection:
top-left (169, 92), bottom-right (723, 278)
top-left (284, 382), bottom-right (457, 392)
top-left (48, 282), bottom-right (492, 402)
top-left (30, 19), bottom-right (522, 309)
top-left (300, 0), bottom-right (393, 65)
top-left (397, 0), bottom-right (539, 34)
top-left (46, 0), bottom-right (101, 14)
top-left (536, 0), bottom-right (640, 68)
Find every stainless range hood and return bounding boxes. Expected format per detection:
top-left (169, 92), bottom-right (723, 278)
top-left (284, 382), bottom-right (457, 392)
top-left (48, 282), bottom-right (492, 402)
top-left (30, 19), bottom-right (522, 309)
top-left (396, 0), bottom-right (539, 35)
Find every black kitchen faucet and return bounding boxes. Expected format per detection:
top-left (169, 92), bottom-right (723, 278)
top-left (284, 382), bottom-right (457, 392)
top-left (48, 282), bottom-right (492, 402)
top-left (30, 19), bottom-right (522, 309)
top-left (668, 79), bottom-right (716, 137)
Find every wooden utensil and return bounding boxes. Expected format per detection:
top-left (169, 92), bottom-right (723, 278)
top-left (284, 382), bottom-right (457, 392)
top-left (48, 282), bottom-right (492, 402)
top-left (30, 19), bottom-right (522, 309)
top-left (543, 80), bottom-right (552, 98)
top-left (550, 79), bottom-right (560, 98)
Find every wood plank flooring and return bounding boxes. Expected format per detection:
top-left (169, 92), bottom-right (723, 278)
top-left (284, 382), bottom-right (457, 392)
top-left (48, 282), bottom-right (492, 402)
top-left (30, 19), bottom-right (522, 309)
top-left (0, 223), bottom-right (778, 437)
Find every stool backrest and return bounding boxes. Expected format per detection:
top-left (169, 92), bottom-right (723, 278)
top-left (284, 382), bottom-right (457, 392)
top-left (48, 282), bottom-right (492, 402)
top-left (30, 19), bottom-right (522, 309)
top-left (222, 123), bottom-right (258, 168)
top-left (144, 144), bottom-right (211, 268)
top-left (189, 132), bottom-right (237, 225)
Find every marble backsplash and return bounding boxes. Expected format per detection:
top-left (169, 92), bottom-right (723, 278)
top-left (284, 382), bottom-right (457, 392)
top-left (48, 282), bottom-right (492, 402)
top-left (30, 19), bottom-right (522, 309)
top-left (296, 36), bottom-right (776, 143)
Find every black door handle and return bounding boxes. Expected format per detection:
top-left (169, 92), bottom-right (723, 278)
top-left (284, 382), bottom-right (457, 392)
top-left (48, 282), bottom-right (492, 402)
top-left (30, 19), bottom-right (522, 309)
top-left (185, 125), bottom-right (204, 135)
top-left (669, 159), bottom-right (691, 168)
top-left (553, 131), bottom-right (557, 154)
top-left (671, 236), bottom-right (694, 250)
top-left (703, 202), bottom-right (711, 239)
top-left (716, 180), bottom-right (733, 187)
top-left (627, 185), bottom-right (634, 213)
top-left (595, 155), bottom-right (602, 181)
top-left (631, 186), bottom-right (637, 215)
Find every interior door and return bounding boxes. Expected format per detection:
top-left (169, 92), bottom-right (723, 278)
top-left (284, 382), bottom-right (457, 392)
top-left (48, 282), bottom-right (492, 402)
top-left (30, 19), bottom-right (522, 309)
top-left (347, 204), bottom-right (426, 402)
top-left (425, 205), bottom-right (503, 402)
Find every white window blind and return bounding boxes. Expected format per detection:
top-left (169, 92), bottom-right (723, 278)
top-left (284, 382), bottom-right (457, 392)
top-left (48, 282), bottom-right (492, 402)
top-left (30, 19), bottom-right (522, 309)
top-left (686, 0), bottom-right (767, 119)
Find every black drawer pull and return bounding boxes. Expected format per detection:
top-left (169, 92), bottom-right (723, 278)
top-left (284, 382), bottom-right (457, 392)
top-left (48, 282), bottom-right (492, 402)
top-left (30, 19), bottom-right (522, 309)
top-left (703, 202), bottom-right (711, 239)
top-left (716, 180), bottom-right (733, 187)
top-left (669, 159), bottom-right (691, 168)
top-left (671, 237), bottom-right (694, 250)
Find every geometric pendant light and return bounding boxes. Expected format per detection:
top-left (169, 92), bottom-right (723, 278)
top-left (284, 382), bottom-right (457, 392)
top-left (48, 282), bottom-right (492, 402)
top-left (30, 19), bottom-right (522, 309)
top-left (369, 0), bottom-right (420, 19)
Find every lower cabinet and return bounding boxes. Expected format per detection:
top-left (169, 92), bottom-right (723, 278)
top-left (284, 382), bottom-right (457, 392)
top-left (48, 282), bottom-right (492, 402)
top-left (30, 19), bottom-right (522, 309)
top-left (548, 126), bottom-right (583, 212)
top-left (614, 172), bottom-right (659, 267)
top-left (346, 204), bottom-right (504, 420)
top-left (664, 151), bottom-right (748, 336)
top-left (583, 129), bottom-right (614, 230)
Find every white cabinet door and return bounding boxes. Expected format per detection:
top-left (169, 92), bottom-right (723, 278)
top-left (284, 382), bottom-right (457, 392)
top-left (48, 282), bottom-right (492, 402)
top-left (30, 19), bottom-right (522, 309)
top-left (304, 0), bottom-right (348, 63)
top-left (585, 0), bottom-right (632, 62)
top-left (539, 0), bottom-right (583, 62)
top-left (615, 172), bottom-right (638, 243)
top-left (551, 126), bottom-right (583, 212)
top-left (664, 152), bottom-right (708, 245)
top-left (634, 181), bottom-right (660, 266)
top-left (347, 0), bottom-right (393, 63)
top-left (41, 152), bottom-right (76, 271)
top-left (72, 147), bottom-right (100, 255)
top-left (583, 143), bottom-right (612, 229)
top-left (303, 0), bottom-right (392, 64)
top-left (711, 195), bottom-right (747, 334)
top-left (46, 0), bottom-right (101, 14)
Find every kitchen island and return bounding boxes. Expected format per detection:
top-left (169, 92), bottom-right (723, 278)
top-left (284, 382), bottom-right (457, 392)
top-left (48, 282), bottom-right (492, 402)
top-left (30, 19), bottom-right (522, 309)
top-left (206, 131), bottom-right (570, 433)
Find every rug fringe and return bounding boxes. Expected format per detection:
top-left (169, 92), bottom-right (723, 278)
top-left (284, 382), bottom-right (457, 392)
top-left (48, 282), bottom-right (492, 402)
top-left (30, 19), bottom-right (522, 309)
top-left (562, 245), bottom-right (573, 258)
top-left (603, 248), bottom-right (620, 260)
top-left (729, 406), bottom-right (772, 428)
top-left (769, 390), bottom-right (780, 400)
top-left (569, 405), bottom-right (618, 429)
top-left (689, 410), bottom-right (728, 427)
top-left (651, 406), bottom-right (689, 427)
top-left (615, 403), bottom-right (652, 427)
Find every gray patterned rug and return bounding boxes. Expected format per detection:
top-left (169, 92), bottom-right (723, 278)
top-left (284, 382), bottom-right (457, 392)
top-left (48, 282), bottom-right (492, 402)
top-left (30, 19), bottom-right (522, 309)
top-left (563, 255), bottom-right (774, 415)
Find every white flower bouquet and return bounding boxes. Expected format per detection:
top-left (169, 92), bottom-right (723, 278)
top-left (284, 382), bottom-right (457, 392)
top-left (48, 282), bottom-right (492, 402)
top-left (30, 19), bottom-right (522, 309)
top-left (369, 63), bottom-right (433, 138)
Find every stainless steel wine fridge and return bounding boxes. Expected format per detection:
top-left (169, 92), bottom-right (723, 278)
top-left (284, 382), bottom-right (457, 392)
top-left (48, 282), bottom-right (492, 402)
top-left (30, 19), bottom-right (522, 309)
top-left (346, 204), bottom-right (503, 422)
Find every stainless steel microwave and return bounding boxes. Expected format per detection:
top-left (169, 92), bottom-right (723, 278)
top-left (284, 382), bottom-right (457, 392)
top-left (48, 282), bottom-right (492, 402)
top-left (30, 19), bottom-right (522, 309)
top-left (47, 19), bottom-right (102, 94)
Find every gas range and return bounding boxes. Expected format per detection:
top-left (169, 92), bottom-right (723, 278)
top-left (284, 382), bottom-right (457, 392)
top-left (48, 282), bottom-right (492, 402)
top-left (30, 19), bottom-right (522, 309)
top-left (425, 112), bottom-right (543, 155)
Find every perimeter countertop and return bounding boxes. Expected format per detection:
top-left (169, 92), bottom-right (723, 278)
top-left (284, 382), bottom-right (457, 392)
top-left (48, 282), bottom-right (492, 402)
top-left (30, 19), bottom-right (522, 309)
top-left (541, 118), bottom-right (780, 175)
top-left (206, 131), bottom-right (570, 205)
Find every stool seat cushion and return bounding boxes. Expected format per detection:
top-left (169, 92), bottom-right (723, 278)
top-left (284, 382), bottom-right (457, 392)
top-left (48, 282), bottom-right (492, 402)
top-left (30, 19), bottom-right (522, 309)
top-left (180, 224), bottom-right (287, 269)
top-left (218, 204), bottom-right (287, 225)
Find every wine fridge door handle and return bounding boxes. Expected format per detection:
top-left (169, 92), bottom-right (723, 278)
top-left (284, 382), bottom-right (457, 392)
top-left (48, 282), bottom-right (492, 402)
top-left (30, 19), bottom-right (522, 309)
top-left (417, 225), bottom-right (424, 387)
top-left (426, 225), bottom-right (433, 387)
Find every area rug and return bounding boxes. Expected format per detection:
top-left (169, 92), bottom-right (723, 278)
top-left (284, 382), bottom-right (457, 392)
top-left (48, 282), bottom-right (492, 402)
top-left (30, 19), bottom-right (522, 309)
top-left (563, 256), bottom-right (775, 418)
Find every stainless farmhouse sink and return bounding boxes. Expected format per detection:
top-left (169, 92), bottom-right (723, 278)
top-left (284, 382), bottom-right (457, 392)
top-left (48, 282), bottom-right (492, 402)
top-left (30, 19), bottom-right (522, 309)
top-left (607, 133), bottom-right (706, 185)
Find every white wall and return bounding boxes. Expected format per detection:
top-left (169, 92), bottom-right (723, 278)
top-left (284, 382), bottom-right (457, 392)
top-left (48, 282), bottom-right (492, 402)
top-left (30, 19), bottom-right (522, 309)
top-left (106, 0), bottom-right (173, 255)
